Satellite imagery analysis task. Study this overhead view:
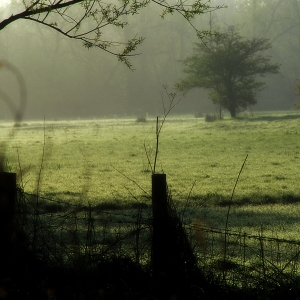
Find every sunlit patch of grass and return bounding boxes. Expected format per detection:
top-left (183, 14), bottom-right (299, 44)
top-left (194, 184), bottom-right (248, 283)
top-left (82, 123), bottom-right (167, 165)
top-left (1, 112), bottom-right (300, 212)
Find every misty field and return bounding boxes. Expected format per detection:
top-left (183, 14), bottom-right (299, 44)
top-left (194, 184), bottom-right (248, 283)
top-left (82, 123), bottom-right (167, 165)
top-left (2, 111), bottom-right (300, 238)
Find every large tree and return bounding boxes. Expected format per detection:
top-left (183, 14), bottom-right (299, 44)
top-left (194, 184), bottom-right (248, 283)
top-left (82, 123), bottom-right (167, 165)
top-left (176, 26), bottom-right (280, 117)
top-left (0, 0), bottom-right (222, 68)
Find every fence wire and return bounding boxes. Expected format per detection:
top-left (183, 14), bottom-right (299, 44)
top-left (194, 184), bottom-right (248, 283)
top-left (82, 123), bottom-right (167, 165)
top-left (189, 224), bottom-right (300, 288)
top-left (15, 191), bottom-right (152, 269)
top-left (16, 190), bottom-right (300, 288)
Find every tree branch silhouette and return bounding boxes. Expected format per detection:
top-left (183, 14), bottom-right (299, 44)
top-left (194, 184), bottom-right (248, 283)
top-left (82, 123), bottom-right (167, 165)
top-left (0, 0), bottom-right (222, 68)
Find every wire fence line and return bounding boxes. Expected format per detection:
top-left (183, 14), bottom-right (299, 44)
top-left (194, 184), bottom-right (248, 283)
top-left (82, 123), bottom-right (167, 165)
top-left (189, 224), bottom-right (300, 288)
top-left (16, 190), bottom-right (152, 266)
top-left (16, 190), bottom-right (300, 287)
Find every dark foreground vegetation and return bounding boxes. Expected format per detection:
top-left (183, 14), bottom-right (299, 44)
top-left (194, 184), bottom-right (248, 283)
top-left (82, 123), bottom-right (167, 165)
top-left (2, 182), bottom-right (300, 300)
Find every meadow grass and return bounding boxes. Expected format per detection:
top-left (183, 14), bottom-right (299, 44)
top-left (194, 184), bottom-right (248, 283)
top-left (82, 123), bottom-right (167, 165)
top-left (2, 111), bottom-right (300, 239)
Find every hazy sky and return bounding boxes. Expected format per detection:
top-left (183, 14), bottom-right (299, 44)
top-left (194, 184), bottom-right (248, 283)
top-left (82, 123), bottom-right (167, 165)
top-left (0, 0), bottom-right (298, 120)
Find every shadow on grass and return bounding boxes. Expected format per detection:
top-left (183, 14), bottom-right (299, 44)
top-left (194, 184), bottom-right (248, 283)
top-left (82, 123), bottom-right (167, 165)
top-left (42, 191), bottom-right (151, 210)
top-left (189, 193), bottom-right (300, 207)
top-left (93, 200), bottom-right (150, 210)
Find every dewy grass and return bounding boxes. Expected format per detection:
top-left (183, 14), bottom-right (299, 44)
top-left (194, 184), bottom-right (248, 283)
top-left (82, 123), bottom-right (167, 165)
top-left (4, 113), bottom-right (300, 291)
top-left (185, 203), bottom-right (300, 240)
top-left (2, 112), bottom-right (300, 208)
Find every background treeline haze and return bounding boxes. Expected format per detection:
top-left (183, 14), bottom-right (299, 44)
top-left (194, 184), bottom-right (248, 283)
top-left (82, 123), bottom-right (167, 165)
top-left (0, 0), bottom-right (298, 119)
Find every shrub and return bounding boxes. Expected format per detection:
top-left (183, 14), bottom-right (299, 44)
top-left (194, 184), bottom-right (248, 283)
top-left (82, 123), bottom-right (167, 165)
top-left (136, 116), bottom-right (147, 123)
top-left (205, 114), bottom-right (217, 122)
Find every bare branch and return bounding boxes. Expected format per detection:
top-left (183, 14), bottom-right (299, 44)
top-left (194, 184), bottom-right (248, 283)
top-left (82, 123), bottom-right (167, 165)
top-left (111, 164), bottom-right (150, 196)
top-left (0, 0), bottom-right (221, 67)
top-left (153, 85), bottom-right (183, 173)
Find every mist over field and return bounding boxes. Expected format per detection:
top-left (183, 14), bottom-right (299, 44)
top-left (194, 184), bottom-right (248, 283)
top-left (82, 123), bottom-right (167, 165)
top-left (0, 0), bottom-right (299, 120)
top-left (2, 3), bottom-right (300, 297)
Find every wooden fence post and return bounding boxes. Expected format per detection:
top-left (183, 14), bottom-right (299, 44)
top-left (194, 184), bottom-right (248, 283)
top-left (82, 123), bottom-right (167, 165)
top-left (0, 171), bottom-right (16, 222)
top-left (0, 172), bottom-right (17, 272)
top-left (152, 173), bottom-right (206, 298)
top-left (151, 173), bottom-right (170, 278)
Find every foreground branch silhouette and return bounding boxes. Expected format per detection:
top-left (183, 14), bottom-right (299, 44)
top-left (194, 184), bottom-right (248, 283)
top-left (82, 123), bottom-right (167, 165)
top-left (0, 0), bottom-right (222, 68)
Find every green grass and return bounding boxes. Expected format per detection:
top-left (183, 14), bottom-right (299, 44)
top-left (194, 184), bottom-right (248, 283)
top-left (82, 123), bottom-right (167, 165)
top-left (186, 203), bottom-right (300, 240)
top-left (2, 111), bottom-right (300, 238)
top-left (1, 113), bottom-right (299, 203)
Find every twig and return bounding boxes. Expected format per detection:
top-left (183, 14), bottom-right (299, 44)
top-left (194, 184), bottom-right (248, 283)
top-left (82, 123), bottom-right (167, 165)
top-left (143, 130), bottom-right (154, 174)
top-left (153, 117), bottom-right (159, 174)
top-left (152, 85), bottom-right (182, 173)
top-left (16, 146), bottom-right (24, 189)
top-left (223, 154), bottom-right (248, 280)
top-left (181, 180), bottom-right (196, 222)
top-left (35, 117), bottom-right (46, 197)
top-left (225, 154), bottom-right (248, 231)
top-left (111, 164), bottom-right (150, 196)
top-left (32, 117), bottom-right (47, 250)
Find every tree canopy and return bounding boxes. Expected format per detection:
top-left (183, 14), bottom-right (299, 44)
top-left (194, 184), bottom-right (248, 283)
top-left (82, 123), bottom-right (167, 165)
top-left (0, 0), bottom-right (222, 68)
top-left (176, 26), bottom-right (280, 117)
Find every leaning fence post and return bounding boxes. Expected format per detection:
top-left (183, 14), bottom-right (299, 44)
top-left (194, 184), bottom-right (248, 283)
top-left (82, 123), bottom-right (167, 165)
top-left (151, 173), bottom-right (170, 278)
top-left (152, 173), bottom-right (205, 297)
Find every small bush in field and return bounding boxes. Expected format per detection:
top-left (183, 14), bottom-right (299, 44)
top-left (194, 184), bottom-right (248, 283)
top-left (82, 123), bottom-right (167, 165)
top-left (136, 116), bottom-right (147, 123)
top-left (205, 114), bottom-right (217, 122)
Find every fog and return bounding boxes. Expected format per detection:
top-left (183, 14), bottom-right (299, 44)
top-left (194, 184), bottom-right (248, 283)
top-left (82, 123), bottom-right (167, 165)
top-left (0, 0), bottom-right (299, 120)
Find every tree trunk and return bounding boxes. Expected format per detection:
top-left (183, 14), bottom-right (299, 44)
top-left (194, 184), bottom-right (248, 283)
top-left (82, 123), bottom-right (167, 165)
top-left (228, 107), bottom-right (236, 118)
